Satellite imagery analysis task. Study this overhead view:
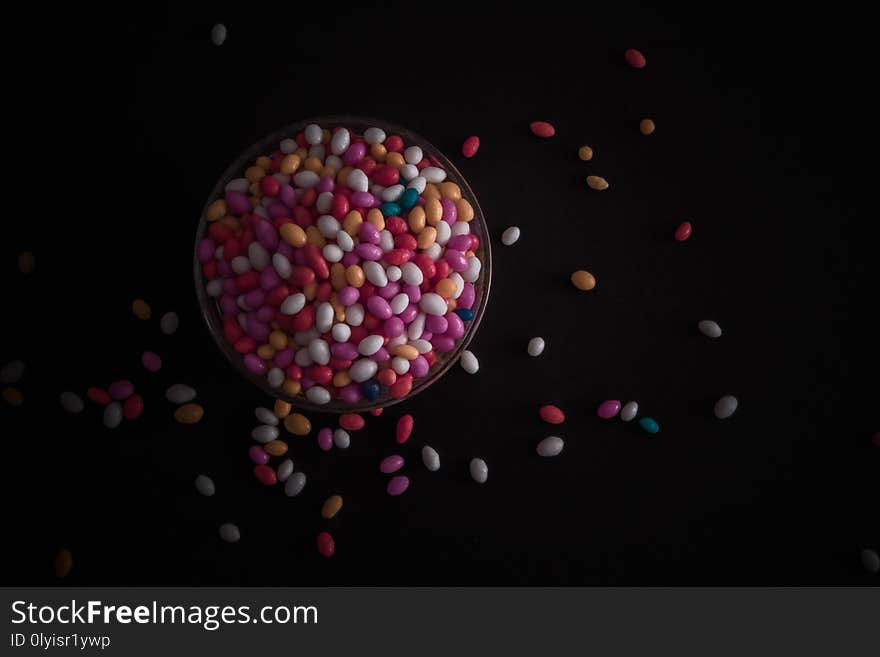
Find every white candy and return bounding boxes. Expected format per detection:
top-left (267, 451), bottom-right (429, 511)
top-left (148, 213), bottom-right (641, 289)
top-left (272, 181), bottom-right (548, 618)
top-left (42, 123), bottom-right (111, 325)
top-left (386, 265), bottom-right (402, 282)
top-left (225, 178), bottom-right (249, 193)
top-left (206, 279), bottom-right (223, 297)
top-left (195, 475), bottom-right (215, 496)
top-left (166, 384), bottom-right (196, 404)
top-left (160, 311), bottom-right (179, 335)
top-left (363, 261), bottom-right (388, 287)
top-left (364, 127), bottom-right (386, 144)
top-left (527, 337), bottom-right (545, 357)
top-left (346, 168), bottom-right (369, 193)
top-left (379, 229), bottom-right (394, 252)
top-left (406, 176), bottom-right (427, 193)
top-left (371, 184), bottom-right (385, 197)
top-left (272, 253), bottom-right (292, 278)
top-left (460, 350), bottom-right (479, 374)
top-left (419, 293), bottom-right (447, 316)
top-left (331, 128), bottom-right (350, 155)
top-left (435, 220), bottom-right (451, 246)
top-left (411, 339), bottom-right (432, 354)
top-left (294, 327), bottom-right (319, 346)
top-left (501, 226), bottom-right (521, 246)
top-left (714, 395), bottom-right (739, 419)
top-left (401, 262), bottom-right (423, 285)
top-left (316, 302), bottom-right (334, 332)
top-left (382, 184), bottom-right (405, 202)
top-left (391, 293), bottom-right (410, 315)
top-left (231, 256), bottom-right (251, 274)
top-left (281, 293), bottom-right (306, 316)
top-left (210, 23), bottom-right (227, 46)
top-left (346, 303), bottom-right (365, 326)
top-left (59, 392), bottom-right (84, 414)
top-left (469, 457), bottom-right (488, 483)
top-left (425, 243), bottom-right (442, 261)
top-left (280, 138), bottom-right (297, 154)
top-left (294, 348), bottom-right (313, 367)
top-left (400, 163), bottom-right (419, 180)
top-left (277, 459), bottom-right (294, 482)
top-left (392, 356), bottom-right (410, 375)
top-left (421, 166), bottom-right (446, 183)
top-left (294, 170), bottom-right (319, 188)
top-left (219, 523), bottom-right (240, 543)
top-left (336, 230), bottom-right (354, 252)
top-left (308, 144), bottom-right (325, 160)
top-left (333, 429), bottom-right (350, 449)
top-left (304, 123), bottom-right (323, 145)
top-left (536, 436), bottom-right (564, 457)
top-left (422, 446), bottom-right (440, 472)
top-left (331, 323), bottom-right (351, 343)
top-left (308, 338), bottom-right (331, 365)
top-left (462, 256), bottom-right (481, 283)
top-left (407, 312), bottom-right (426, 340)
top-left (404, 145), bottom-right (423, 164)
top-left (284, 472), bottom-right (307, 497)
top-left (387, 335), bottom-right (407, 348)
top-left (255, 407), bottom-right (278, 426)
top-left (248, 242), bottom-right (270, 271)
top-left (103, 402), bottom-right (122, 429)
top-left (1, 360), bottom-right (25, 384)
top-left (620, 401), bottom-right (639, 422)
top-left (698, 320), bottom-right (723, 338)
top-left (316, 191), bottom-right (334, 213)
top-left (252, 425), bottom-right (279, 443)
top-left (317, 214), bottom-right (341, 238)
top-left (451, 221), bottom-right (471, 237)
top-left (306, 386), bottom-right (331, 404)
top-left (449, 272), bottom-right (464, 299)
top-left (323, 244), bottom-right (343, 263)
top-left (349, 358), bottom-right (378, 382)
top-left (358, 334), bottom-right (384, 356)
top-left (267, 367), bottom-right (284, 388)
top-left (325, 155), bottom-right (343, 171)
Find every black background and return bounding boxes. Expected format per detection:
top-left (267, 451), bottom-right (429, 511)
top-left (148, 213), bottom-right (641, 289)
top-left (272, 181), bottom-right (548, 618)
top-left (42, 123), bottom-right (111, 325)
top-left (3, 2), bottom-right (877, 585)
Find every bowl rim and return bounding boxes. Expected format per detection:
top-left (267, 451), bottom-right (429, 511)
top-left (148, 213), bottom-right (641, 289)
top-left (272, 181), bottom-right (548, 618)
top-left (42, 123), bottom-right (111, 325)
top-left (193, 115), bottom-right (492, 413)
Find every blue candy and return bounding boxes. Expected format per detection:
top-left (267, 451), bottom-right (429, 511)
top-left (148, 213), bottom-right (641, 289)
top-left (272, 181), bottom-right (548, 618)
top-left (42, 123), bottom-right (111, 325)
top-left (362, 380), bottom-right (380, 401)
top-left (398, 187), bottom-right (419, 211)
top-left (454, 308), bottom-right (474, 321)
top-left (638, 417), bottom-right (660, 434)
top-left (380, 202), bottom-right (401, 217)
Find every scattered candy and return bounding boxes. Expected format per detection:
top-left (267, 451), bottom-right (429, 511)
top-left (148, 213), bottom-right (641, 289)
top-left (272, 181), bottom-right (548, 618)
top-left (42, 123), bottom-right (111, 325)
top-left (2, 387), bottom-right (23, 406)
top-left (586, 175), bottom-right (609, 191)
top-left (530, 121), bottom-right (556, 138)
top-left (675, 221), bottom-right (693, 242)
top-left (322, 495), bottom-right (343, 519)
top-left (625, 48), bottom-right (646, 68)
top-left (387, 475), bottom-right (410, 496)
top-left (284, 413), bottom-right (311, 435)
top-left (265, 440), bottom-right (288, 457)
top-left (469, 457), bottom-right (488, 483)
top-left (620, 401), bottom-right (639, 422)
top-left (142, 351), bottom-right (162, 372)
top-left (174, 403), bottom-right (204, 424)
top-left (460, 350), bottom-right (479, 374)
top-left (219, 523), bottom-right (240, 543)
top-left (639, 118), bottom-right (656, 135)
top-left (132, 298), bottom-right (151, 320)
top-left (597, 400), bottom-right (622, 419)
top-left (255, 406), bottom-right (278, 426)
top-left (18, 251), bottom-right (35, 274)
top-left (317, 531), bottom-right (335, 557)
top-left (274, 399), bottom-right (292, 418)
top-left (527, 337), bottom-right (545, 357)
top-left (103, 402), bottom-right (123, 428)
top-left (536, 436), bottom-right (564, 457)
top-left (284, 472), bottom-right (307, 497)
top-left (340, 413), bottom-right (365, 431)
top-left (210, 23), bottom-right (227, 46)
top-left (698, 320), bottom-right (722, 339)
top-left (195, 475), bottom-right (215, 496)
top-left (54, 549), bottom-right (73, 578)
top-left (123, 394), bottom-right (144, 420)
top-left (380, 455), bottom-right (405, 473)
top-left (862, 548), bottom-right (880, 574)
top-left (539, 405), bottom-right (565, 424)
top-left (396, 414), bottom-right (414, 444)
top-left (254, 464), bottom-right (277, 485)
top-left (277, 459), bottom-right (294, 482)
top-left (160, 311), bottom-right (179, 335)
top-left (318, 427), bottom-right (333, 451)
top-left (714, 395), bottom-right (738, 419)
top-left (333, 428), bottom-right (351, 449)
top-left (422, 445), bottom-right (440, 471)
top-left (501, 226), bottom-right (521, 246)
top-left (1, 360), bottom-right (25, 384)
top-left (59, 392), bottom-right (84, 414)
top-left (461, 136), bottom-right (480, 158)
top-left (166, 384), bottom-right (196, 404)
top-left (571, 270), bottom-right (597, 291)
top-left (638, 417), bottom-right (659, 434)
top-left (578, 145), bottom-right (594, 161)
top-left (252, 425), bottom-right (279, 443)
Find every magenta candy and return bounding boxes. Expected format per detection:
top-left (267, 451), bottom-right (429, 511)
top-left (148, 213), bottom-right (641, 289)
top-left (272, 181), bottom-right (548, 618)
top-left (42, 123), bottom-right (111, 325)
top-left (410, 355), bottom-right (429, 377)
top-left (268, 203), bottom-right (288, 219)
top-left (259, 267), bottom-right (281, 290)
top-left (222, 278), bottom-right (237, 296)
top-left (399, 304), bottom-right (418, 323)
top-left (421, 331), bottom-right (433, 342)
top-left (331, 342), bottom-right (359, 360)
top-left (318, 427), bottom-right (333, 451)
top-left (225, 190), bottom-right (250, 215)
top-left (256, 305), bottom-right (275, 323)
top-left (343, 141), bottom-right (367, 165)
top-left (367, 296), bottom-right (392, 320)
top-left (431, 335), bottom-right (455, 352)
top-left (244, 288), bottom-right (265, 309)
top-left (277, 242), bottom-right (295, 259)
top-left (380, 454), bottom-right (404, 473)
top-left (300, 376), bottom-right (315, 389)
top-left (372, 347), bottom-right (390, 362)
top-left (339, 383), bottom-right (362, 403)
top-left (597, 400), bottom-right (622, 419)
top-left (458, 283), bottom-right (475, 309)
top-left (426, 314), bottom-right (448, 334)
top-left (245, 316), bottom-right (270, 342)
top-left (254, 219), bottom-right (279, 250)
top-left (108, 380), bottom-right (134, 400)
top-left (217, 260), bottom-right (233, 277)
top-left (197, 238), bottom-right (216, 263)
top-left (356, 243), bottom-right (383, 260)
top-left (220, 295), bottom-right (238, 315)
top-left (384, 316), bottom-right (404, 338)
top-left (351, 191), bottom-right (376, 208)
top-left (338, 286), bottom-right (360, 306)
top-left (444, 250), bottom-right (468, 272)
top-left (279, 184), bottom-right (297, 207)
top-left (404, 284), bottom-right (421, 303)
top-left (387, 475), bottom-right (410, 496)
top-left (249, 445), bottom-right (270, 465)
top-left (440, 197), bottom-right (457, 223)
top-left (359, 222), bottom-right (380, 244)
top-left (445, 312), bottom-right (465, 339)
top-left (274, 348), bottom-right (294, 368)
top-left (293, 249), bottom-right (307, 265)
top-left (141, 351), bottom-right (162, 372)
top-left (447, 235), bottom-right (472, 252)
top-left (316, 177), bottom-right (334, 193)
top-left (243, 353), bottom-right (267, 375)
top-left (378, 282), bottom-right (400, 299)
top-left (342, 251), bottom-right (360, 267)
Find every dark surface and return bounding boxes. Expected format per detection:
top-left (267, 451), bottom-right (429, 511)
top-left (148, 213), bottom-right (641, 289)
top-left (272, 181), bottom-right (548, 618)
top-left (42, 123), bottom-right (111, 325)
top-left (3, 3), bottom-right (877, 585)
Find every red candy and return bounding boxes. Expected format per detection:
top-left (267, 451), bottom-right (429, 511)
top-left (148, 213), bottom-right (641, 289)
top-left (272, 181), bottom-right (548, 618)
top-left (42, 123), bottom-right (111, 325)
top-left (340, 413), bottom-right (365, 431)
top-left (87, 387), bottom-right (111, 405)
top-left (462, 136), bottom-right (480, 158)
top-left (254, 464), bottom-right (277, 486)
top-left (396, 414), bottom-right (414, 444)
top-left (290, 304), bottom-right (315, 332)
top-left (384, 249), bottom-right (413, 266)
top-left (317, 531), bottom-right (335, 557)
top-left (123, 394), bottom-right (144, 420)
top-left (389, 373), bottom-right (413, 399)
top-left (372, 166), bottom-right (400, 186)
top-left (529, 121), bottom-right (556, 138)
top-left (625, 48), bottom-right (646, 68)
top-left (384, 135), bottom-right (404, 152)
top-left (539, 405), bottom-right (565, 424)
top-left (675, 221), bottom-right (693, 242)
top-left (370, 408), bottom-right (383, 416)
top-left (259, 175), bottom-right (280, 197)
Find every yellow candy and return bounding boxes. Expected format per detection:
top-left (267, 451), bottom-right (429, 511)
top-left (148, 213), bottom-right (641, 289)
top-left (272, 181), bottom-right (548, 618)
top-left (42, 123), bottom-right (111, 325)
top-left (303, 156), bottom-right (323, 173)
top-left (435, 278), bottom-right (456, 298)
top-left (385, 152), bottom-right (405, 168)
top-left (416, 226), bottom-right (437, 250)
top-left (439, 182), bottom-right (462, 200)
top-left (343, 210), bottom-right (363, 235)
top-left (332, 371), bottom-right (352, 387)
top-left (330, 262), bottom-right (346, 290)
top-left (422, 184), bottom-right (441, 200)
top-left (303, 281), bottom-right (317, 301)
top-left (255, 155), bottom-right (272, 170)
top-left (280, 154), bottom-right (301, 175)
top-left (245, 165), bottom-right (265, 183)
top-left (370, 143), bottom-right (387, 162)
top-left (586, 175), bottom-right (609, 191)
top-left (256, 344), bottom-right (275, 360)
top-left (305, 225), bottom-right (326, 248)
top-left (455, 198), bottom-right (474, 222)
top-left (366, 208), bottom-right (385, 231)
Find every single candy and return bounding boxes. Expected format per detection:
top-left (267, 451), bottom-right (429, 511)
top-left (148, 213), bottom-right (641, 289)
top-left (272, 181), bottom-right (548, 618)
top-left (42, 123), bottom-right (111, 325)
top-left (675, 221), bottom-right (693, 242)
top-left (132, 298), bottom-right (151, 320)
top-left (339, 413), bottom-right (365, 431)
top-left (108, 380), bottom-right (134, 401)
top-left (469, 457), bottom-right (488, 483)
top-left (586, 175), bottom-right (609, 191)
top-left (219, 523), bottom-right (240, 543)
top-left (714, 395), bottom-right (739, 419)
top-left (87, 387), bottom-right (111, 405)
top-left (597, 400), bottom-right (622, 419)
top-left (160, 311), bottom-right (179, 335)
top-left (142, 351), bottom-right (162, 372)
top-left (862, 548), bottom-right (880, 574)
top-left (284, 472), bottom-right (307, 497)
top-left (195, 475), bottom-right (215, 496)
top-left (211, 23), bottom-right (227, 46)
top-left (333, 428), bottom-right (351, 449)
top-left (536, 436), bottom-right (564, 457)
top-left (380, 455), bottom-right (405, 473)
top-left (318, 427), bottom-right (333, 451)
top-left (460, 350), bottom-right (479, 374)
top-left (123, 394), bottom-right (144, 420)
top-left (59, 392), bottom-right (84, 414)
top-left (175, 403), bottom-right (204, 424)
top-left (638, 417), bottom-right (659, 434)
top-left (396, 414), bottom-right (414, 444)
top-left (166, 384), bottom-right (196, 404)
top-left (249, 445), bottom-right (269, 465)
top-left (0, 359), bottom-right (25, 384)
top-left (321, 495), bottom-right (343, 519)
top-left (277, 459), bottom-right (294, 482)
top-left (571, 270), bottom-right (596, 291)
top-left (501, 226), bottom-right (520, 246)
top-left (530, 121), bottom-right (555, 138)
top-left (539, 405), bottom-right (565, 424)
top-left (698, 320), bottom-right (722, 338)
top-left (422, 445), bottom-right (440, 471)
top-left (625, 48), bottom-right (646, 68)
top-left (639, 118), bottom-right (656, 135)
top-left (103, 402), bottom-right (123, 429)
top-left (284, 413), bottom-right (311, 435)
top-left (578, 145), bottom-right (594, 161)
top-left (620, 401), bottom-right (639, 422)
top-left (252, 425), bottom-right (279, 443)
top-left (255, 406), bottom-right (278, 426)
top-left (527, 337), bottom-right (545, 357)
top-left (317, 531), bottom-right (335, 557)
top-left (387, 475), bottom-right (410, 496)
top-left (462, 136), bottom-right (480, 158)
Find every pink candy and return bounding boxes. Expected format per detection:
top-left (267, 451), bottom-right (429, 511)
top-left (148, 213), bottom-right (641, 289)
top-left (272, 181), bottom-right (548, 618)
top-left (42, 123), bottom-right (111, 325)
top-left (597, 400), bottom-right (622, 419)
top-left (379, 455), bottom-right (404, 473)
top-left (386, 475), bottom-right (410, 496)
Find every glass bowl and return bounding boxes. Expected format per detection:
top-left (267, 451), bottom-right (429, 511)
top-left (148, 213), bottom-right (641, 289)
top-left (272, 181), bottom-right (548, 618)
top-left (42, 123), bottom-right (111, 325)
top-left (194, 116), bottom-right (492, 413)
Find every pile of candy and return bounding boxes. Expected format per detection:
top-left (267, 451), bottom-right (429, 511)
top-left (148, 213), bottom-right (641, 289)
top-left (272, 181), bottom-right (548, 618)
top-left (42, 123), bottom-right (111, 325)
top-left (197, 122), bottom-right (484, 406)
